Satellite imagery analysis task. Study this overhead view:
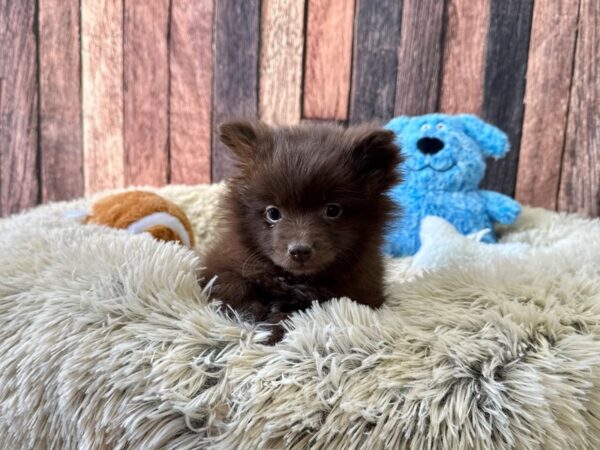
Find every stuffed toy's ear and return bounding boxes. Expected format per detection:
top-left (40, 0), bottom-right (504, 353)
top-left (456, 114), bottom-right (509, 159)
top-left (350, 126), bottom-right (402, 190)
top-left (218, 120), bottom-right (272, 162)
top-left (385, 116), bottom-right (411, 137)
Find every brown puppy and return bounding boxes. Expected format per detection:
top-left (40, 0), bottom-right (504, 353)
top-left (201, 120), bottom-right (402, 343)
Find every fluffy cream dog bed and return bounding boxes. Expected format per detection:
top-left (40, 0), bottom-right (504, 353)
top-left (1, 183), bottom-right (600, 450)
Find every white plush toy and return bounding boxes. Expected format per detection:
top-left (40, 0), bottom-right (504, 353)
top-left (411, 216), bottom-right (530, 272)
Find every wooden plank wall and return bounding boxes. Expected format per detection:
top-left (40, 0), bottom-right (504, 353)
top-left (1, 0), bottom-right (599, 217)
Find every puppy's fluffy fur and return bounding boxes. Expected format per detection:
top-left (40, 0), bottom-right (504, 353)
top-left (201, 121), bottom-right (402, 342)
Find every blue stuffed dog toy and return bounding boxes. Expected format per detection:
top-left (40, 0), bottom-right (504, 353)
top-left (384, 113), bottom-right (521, 257)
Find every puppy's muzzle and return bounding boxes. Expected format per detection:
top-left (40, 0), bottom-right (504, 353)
top-left (288, 244), bottom-right (312, 263)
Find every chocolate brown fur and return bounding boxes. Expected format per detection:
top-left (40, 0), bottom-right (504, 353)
top-left (201, 120), bottom-right (402, 342)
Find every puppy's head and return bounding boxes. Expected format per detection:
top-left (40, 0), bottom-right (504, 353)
top-left (220, 120), bottom-right (402, 275)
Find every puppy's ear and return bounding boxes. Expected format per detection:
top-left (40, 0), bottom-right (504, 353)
top-left (350, 127), bottom-right (402, 191)
top-left (218, 120), bottom-right (272, 162)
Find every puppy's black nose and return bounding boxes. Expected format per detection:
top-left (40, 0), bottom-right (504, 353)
top-left (417, 137), bottom-right (444, 155)
top-left (288, 244), bottom-right (312, 263)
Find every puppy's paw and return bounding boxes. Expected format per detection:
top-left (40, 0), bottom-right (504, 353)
top-left (264, 323), bottom-right (286, 345)
top-left (288, 284), bottom-right (334, 308)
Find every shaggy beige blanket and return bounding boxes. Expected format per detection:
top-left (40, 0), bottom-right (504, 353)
top-left (1, 183), bottom-right (600, 450)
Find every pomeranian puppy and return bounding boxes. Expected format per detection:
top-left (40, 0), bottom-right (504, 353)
top-left (201, 120), bottom-right (402, 342)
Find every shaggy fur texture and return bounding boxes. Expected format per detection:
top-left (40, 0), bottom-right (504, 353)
top-left (1, 183), bottom-right (600, 449)
top-left (201, 121), bottom-right (401, 342)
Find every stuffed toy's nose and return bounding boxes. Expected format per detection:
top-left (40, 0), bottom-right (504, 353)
top-left (417, 137), bottom-right (444, 155)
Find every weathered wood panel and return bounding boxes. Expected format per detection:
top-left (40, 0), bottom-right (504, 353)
top-left (394, 0), bottom-right (446, 116)
top-left (516, 0), bottom-right (579, 210)
top-left (558, 0), bottom-right (600, 216)
top-left (480, 0), bottom-right (534, 196)
top-left (303, 0), bottom-right (354, 120)
top-left (1, 0), bottom-right (598, 217)
top-left (0, 0), bottom-right (39, 216)
top-left (349, 0), bottom-right (403, 125)
top-left (39, 0), bottom-right (84, 203)
top-left (259, 0), bottom-right (305, 125)
top-left (81, 0), bottom-right (124, 194)
top-left (439, 0), bottom-right (490, 114)
top-left (169, 0), bottom-right (213, 185)
top-left (212, 0), bottom-right (260, 181)
top-left (123, 0), bottom-right (169, 186)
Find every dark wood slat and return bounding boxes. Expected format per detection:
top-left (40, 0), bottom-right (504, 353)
top-left (169, 0), bottom-right (213, 185)
top-left (480, 0), bottom-right (534, 196)
top-left (394, 0), bottom-right (445, 116)
top-left (0, 0), bottom-right (39, 216)
top-left (516, 0), bottom-right (579, 210)
top-left (349, 0), bottom-right (403, 125)
top-left (439, 0), bottom-right (490, 114)
top-left (303, 0), bottom-right (355, 120)
top-left (39, 0), bottom-right (84, 203)
top-left (558, 0), bottom-right (600, 216)
top-left (259, 0), bottom-right (305, 125)
top-left (123, 0), bottom-right (169, 186)
top-left (212, 0), bottom-right (260, 181)
top-left (81, 0), bottom-right (125, 194)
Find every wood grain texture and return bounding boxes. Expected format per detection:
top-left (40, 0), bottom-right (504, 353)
top-left (516, 0), bottom-right (579, 210)
top-left (394, 0), bottom-right (446, 116)
top-left (123, 0), bottom-right (169, 186)
top-left (39, 0), bottom-right (84, 203)
top-left (212, 0), bottom-right (260, 181)
top-left (480, 0), bottom-right (534, 197)
top-left (0, 0), bottom-right (39, 216)
top-left (259, 0), bottom-right (305, 125)
top-left (303, 0), bottom-right (354, 120)
top-left (169, 0), bottom-right (213, 185)
top-left (81, 0), bottom-right (124, 195)
top-left (558, 0), bottom-right (600, 216)
top-left (439, 0), bottom-right (490, 114)
top-left (349, 0), bottom-right (403, 125)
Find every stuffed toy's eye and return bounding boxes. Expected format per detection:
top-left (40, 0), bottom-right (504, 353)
top-left (265, 206), bottom-right (282, 224)
top-left (324, 203), bottom-right (342, 219)
top-left (421, 124), bottom-right (431, 131)
top-left (436, 123), bottom-right (446, 130)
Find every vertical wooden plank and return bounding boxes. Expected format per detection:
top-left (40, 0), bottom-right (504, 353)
top-left (212, 0), bottom-right (260, 181)
top-left (303, 0), bottom-right (354, 120)
top-left (348, 0), bottom-right (403, 125)
top-left (123, 0), bottom-right (169, 186)
top-left (516, 0), bottom-right (579, 210)
top-left (558, 0), bottom-right (600, 216)
top-left (169, 0), bottom-right (213, 185)
top-left (0, 0), bottom-right (39, 216)
top-left (81, 0), bottom-right (124, 195)
top-left (394, 0), bottom-right (446, 116)
top-left (438, 0), bottom-right (490, 114)
top-left (39, 0), bottom-right (84, 203)
top-left (480, 0), bottom-right (534, 196)
top-left (259, 0), bottom-right (305, 125)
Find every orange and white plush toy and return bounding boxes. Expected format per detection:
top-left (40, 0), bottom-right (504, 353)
top-left (83, 191), bottom-right (196, 247)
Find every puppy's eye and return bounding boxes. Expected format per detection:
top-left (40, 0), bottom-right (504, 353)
top-left (324, 203), bottom-right (342, 219)
top-left (421, 124), bottom-right (431, 131)
top-left (265, 206), bottom-right (282, 224)
top-left (436, 123), bottom-right (446, 130)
